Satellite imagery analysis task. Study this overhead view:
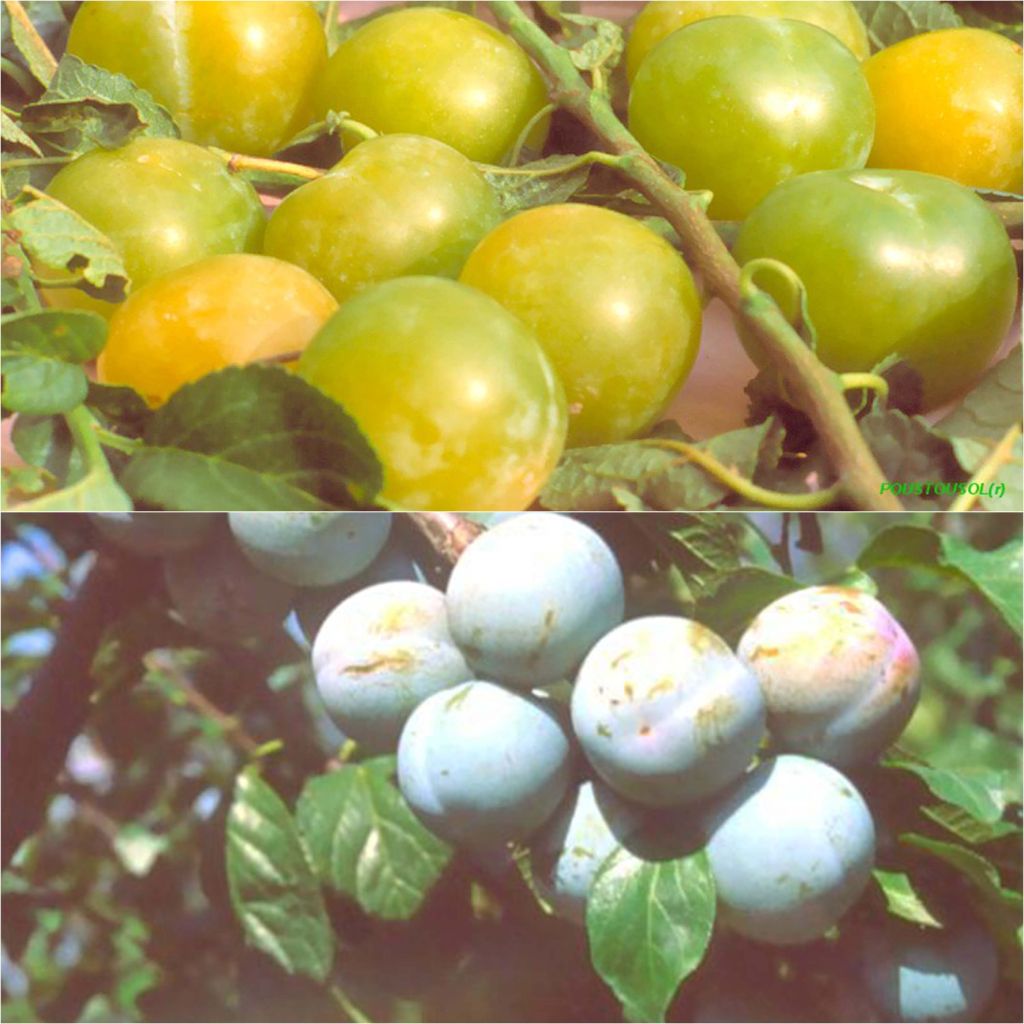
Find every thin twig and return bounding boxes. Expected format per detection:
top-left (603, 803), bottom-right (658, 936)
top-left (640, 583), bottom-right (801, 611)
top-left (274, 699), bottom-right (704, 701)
top-left (948, 422), bottom-right (1022, 512)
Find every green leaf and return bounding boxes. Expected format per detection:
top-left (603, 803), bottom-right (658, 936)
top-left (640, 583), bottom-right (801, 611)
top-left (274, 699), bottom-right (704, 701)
top-left (481, 154), bottom-right (594, 215)
top-left (19, 54), bottom-right (179, 157)
top-left (10, 412), bottom-right (82, 481)
top-left (541, 419), bottom-right (783, 511)
top-left (853, 1), bottom-right (962, 50)
top-left (587, 844), bottom-right (715, 1023)
top-left (883, 755), bottom-right (1008, 823)
top-left (121, 366), bottom-right (381, 511)
top-left (919, 804), bottom-right (1021, 845)
top-left (541, 9), bottom-right (625, 74)
top-left (11, 463), bottom-right (131, 511)
top-left (872, 869), bottom-right (943, 927)
top-left (1, 309), bottom-right (106, 414)
top-left (1, 110), bottom-right (42, 155)
top-left (113, 824), bottom-right (168, 877)
top-left (858, 526), bottom-right (1022, 636)
top-left (296, 758), bottom-right (451, 921)
top-left (957, 1), bottom-right (1022, 40)
top-left (225, 769), bottom-right (334, 982)
top-left (86, 381), bottom-right (153, 437)
top-left (3, 3), bottom-right (55, 87)
top-left (7, 192), bottom-right (129, 300)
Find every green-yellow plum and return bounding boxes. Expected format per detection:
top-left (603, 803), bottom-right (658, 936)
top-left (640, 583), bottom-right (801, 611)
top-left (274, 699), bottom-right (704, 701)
top-left (626, 1), bottom-right (870, 82)
top-left (628, 16), bottom-right (875, 219)
top-left (313, 6), bottom-right (549, 163)
top-left (43, 137), bottom-right (264, 318)
top-left (298, 277), bottom-right (567, 511)
top-left (264, 135), bottom-right (502, 303)
top-left (460, 204), bottom-right (702, 446)
top-left (733, 169), bottom-right (1019, 408)
top-left (67, 1), bottom-right (326, 156)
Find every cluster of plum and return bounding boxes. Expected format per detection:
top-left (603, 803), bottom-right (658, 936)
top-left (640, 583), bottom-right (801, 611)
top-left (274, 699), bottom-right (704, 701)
top-left (87, 510), bottom-right (1000, 1021)
top-left (39, 2), bottom-right (1019, 510)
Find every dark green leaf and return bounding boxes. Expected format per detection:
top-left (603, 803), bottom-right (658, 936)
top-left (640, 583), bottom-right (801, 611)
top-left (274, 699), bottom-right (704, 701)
top-left (19, 54), bottom-right (178, 157)
top-left (854, 1), bottom-right (962, 50)
top-left (296, 758), bottom-right (451, 920)
top-left (10, 411), bottom-right (82, 481)
top-left (542, 419), bottom-right (784, 511)
top-left (121, 366), bottom-right (381, 511)
top-left (957, 1), bottom-right (1022, 40)
top-left (693, 566), bottom-right (802, 644)
top-left (872, 869), bottom-right (942, 927)
top-left (86, 381), bottom-right (152, 437)
top-left (858, 526), bottom-right (1022, 635)
top-left (8, 192), bottom-right (128, 300)
top-left (1, 308), bottom-right (106, 413)
top-left (225, 769), bottom-right (334, 981)
top-left (587, 845), bottom-right (715, 1023)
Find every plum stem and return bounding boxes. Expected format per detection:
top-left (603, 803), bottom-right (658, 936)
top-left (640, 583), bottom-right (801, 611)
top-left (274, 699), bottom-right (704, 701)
top-left (489, 0), bottom-right (901, 512)
top-left (408, 512), bottom-right (484, 564)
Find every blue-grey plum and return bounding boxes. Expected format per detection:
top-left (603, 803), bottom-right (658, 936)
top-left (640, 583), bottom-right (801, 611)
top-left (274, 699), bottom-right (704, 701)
top-left (228, 512), bottom-right (392, 587)
top-left (91, 512), bottom-right (220, 555)
top-left (571, 617), bottom-right (765, 806)
top-left (294, 539), bottom-right (425, 645)
top-left (313, 581), bottom-right (472, 751)
top-left (861, 917), bottom-right (998, 1022)
top-left (738, 586), bottom-right (920, 768)
top-left (446, 513), bottom-right (624, 688)
top-left (397, 680), bottom-right (573, 847)
top-left (531, 780), bottom-right (644, 924)
top-left (164, 527), bottom-right (295, 644)
top-left (704, 754), bottom-right (876, 945)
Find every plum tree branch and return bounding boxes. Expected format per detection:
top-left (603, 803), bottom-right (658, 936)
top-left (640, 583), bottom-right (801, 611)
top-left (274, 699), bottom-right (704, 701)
top-left (1, 550), bottom-right (163, 867)
top-left (489, 0), bottom-right (902, 512)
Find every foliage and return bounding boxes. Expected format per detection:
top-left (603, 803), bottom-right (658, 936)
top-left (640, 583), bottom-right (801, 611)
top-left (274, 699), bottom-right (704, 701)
top-left (1, 510), bottom-right (1020, 1022)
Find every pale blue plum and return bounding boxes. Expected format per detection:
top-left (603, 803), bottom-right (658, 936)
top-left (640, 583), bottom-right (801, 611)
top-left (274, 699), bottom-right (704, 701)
top-left (531, 780), bottom-right (644, 924)
top-left (397, 681), bottom-right (573, 847)
top-left (91, 512), bottom-right (220, 555)
top-left (446, 513), bottom-right (624, 688)
top-left (164, 527), bottom-right (295, 644)
top-left (861, 918), bottom-right (998, 1022)
top-left (228, 512), bottom-right (392, 587)
top-left (294, 540), bottom-right (425, 644)
top-left (571, 617), bottom-right (765, 806)
top-left (313, 581), bottom-right (472, 751)
top-left (704, 755), bottom-right (876, 945)
top-left (738, 586), bottom-right (920, 768)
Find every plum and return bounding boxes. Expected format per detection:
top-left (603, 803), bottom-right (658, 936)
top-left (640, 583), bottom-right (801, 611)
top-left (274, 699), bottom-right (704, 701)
top-left (397, 680), bottom-right (573, 847)
top-left (738, 586), bottom-right (920, 767)
top-left (228, 512), bottom-right (392, 587)
top-left (446, 513), bottom-right (624, 688)
top-left (91, 512), bottom-right (219, 556)
top-left (312, 581), bottom-right (472, 751)
top-left (164, 526), bottom-right (294, 644)
top-left (571, 616), bottom-right (765, 806)
top-left (704, 754), bottom-right (876, 945)
top-left (531, 779), bottom-right (645, 924)
top-left (861, 917), bottom-right (998, 1022)
top-left (294, 539), bottom-right (425, 645)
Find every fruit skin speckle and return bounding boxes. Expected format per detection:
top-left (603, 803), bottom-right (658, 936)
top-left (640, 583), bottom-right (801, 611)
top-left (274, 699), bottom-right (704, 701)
top-left (738, 586), bottom-right (920, 768)
top-left (704, 754), bottom-right (876, 945)
top-left (571, 616), bottom-right (765, 806)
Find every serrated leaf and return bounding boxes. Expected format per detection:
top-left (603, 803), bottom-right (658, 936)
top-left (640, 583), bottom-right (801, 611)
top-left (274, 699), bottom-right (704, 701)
top-left (481, 155), bottom-right (593, 215)
top-left (853, 1), bottom-right (962, 50)
top-left (542, 419), bottom-right (784, 511)
top-left (120, 366), bottom-right (381, 511)
top-left (225, 770), bottom-right (334, 982)
top-left (8, 192), bottom-right (128, 300)
top-left (884, 756), bottom-right (1008, 823)
top-left (587, 845), bottom-right (715, 1023)
top-left (1, 308), bottom-right (106, 413)
top-left (872, 869), bottom-right (942, 927)
top-left (19, 55), bottom-right (179, 157)
top-left (4, 1), bottom-right (56, 87)
top-left (296, 758), bottom-right (451, 921)
top-left (858, 526), bottom-right (1022, 636)
top-left (1, 110), bottom-right (42, 155)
